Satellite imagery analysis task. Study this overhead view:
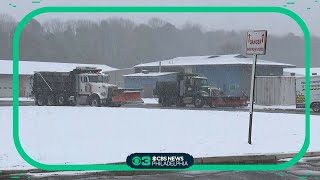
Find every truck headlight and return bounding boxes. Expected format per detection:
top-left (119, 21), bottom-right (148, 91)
top-left (101, 92), bottom-right (106, 96)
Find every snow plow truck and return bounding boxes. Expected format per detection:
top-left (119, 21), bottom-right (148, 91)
top-left (31, 67), bottom-right (143, 107)
top-left (153, 72), bottom-right (248, 108)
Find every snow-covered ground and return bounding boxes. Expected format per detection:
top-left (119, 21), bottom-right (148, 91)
top-left (0, 106), bottom-right (319, 170)
top-left (142, 98), bottom-right (158, 104)
top-left (0, 97), bottom-right (34, 102)
top-left (0, 97), bottom-right (299, 111)
top-left (246, 105), bottom-right (297, 110)
top-left (142, 98), bottom-right (298, 110)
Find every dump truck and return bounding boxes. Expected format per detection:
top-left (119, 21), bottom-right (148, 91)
top-left (31, 67), bottom-right (143, 107)
top-left (153, 72), bottom-right (248, 108)
top-left (296, 75), bottom-right (320, 112)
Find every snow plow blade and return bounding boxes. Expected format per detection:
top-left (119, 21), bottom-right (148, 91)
top-left (111, 89), bottom-right (143, 104)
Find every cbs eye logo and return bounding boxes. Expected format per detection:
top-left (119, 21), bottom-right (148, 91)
top-left (132, 156), bottom-right (141, 166)
top-left (131, 156), bottom-right (151, 166)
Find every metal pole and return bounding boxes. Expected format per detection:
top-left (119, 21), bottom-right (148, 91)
top-left (248, 54), bottom-right (257, 144)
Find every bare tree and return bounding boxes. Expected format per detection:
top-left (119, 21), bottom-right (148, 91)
top-left (217, 42), bottom-right (244, 55)
top-left (0, 14), bottom-right (16, 32)
top-left (0, 14), bottom-right (16, 59)
top-left (43, 19), bottom-right (66, 33)
top-left (0, 14), bottom-right (316, 68)
top-left (148, 18), bottom-right (166, 29)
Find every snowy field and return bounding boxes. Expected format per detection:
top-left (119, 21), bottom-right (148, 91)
top-left (142, 98), bottom-right (158, 104)
top-left (0, 106), bottom-right (319, 170)
top-left (245, 105), bottom-right (297, 110)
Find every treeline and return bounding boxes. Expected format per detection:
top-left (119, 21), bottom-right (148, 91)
top-left (0, 14), bottom-right (319, 68)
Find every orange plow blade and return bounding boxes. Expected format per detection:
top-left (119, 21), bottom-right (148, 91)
top-left (112, 91), bottom-right (143, 104)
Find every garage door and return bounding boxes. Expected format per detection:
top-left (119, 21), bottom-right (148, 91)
top-left (0, 75), bottom-right (12, 98)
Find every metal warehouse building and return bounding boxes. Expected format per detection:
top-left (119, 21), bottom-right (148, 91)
top-left (0, 60), bottom-right (116, 98)
top-left (125, 54), bottom-right (295, 98)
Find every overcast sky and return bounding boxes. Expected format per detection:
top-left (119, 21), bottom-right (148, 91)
top-left (1, 0), bottom-right (319, 37)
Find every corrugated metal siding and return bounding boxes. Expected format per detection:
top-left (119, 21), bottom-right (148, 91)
top-left (239, 66), bottom-right (284, 98)
top-left (124, 78), bottom-right (156, 89)
top-left (255, 76), bottom-right (296, 105)
top-left (239, 67), bottom-right (251, 97)
top-left (24, 75), bottom-right (32, 98)
top-left (156, 73), bottom-right (176, 82)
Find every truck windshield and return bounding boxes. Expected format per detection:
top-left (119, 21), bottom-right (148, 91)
top-left (194, 78), bottom-right (208, 86)
top-left (88, 75), bottom-right (105, 83)
top-left (103, 75), bottom-right (109, 83)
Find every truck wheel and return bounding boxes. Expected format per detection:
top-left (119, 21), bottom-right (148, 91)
top-left (56, 95), bottom-right (65, 106)
top-left (194, 96), bottom-right (205, 108)
top-left (176, 98), bottom-right (186, 107)
top-left (161, 98), bottom-right (171, 107)
top-left (69, 97), bottom-right (77, 106)
top-left (37, 95), bottom-right (47, 106)
top-left (311, 102), bottom-right (320, 112)
top-left (35, 97), bottom-right (39, 105)
top-left (90, 96), bottom-right (101, 107)
top-left (112, 103), bottom-right (121, 107)
top-left (47, 95), bottom-right (56, 106)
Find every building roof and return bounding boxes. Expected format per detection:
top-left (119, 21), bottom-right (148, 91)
top-left (135, 54), bottom-right (295, 68)
top-left (0, 60), bottom-right (117, 75)
top-left (123, 72), bottom-right (177, 77)
top-left (103, 67), bottom-right (133, 73)
top-left (284, 68), bottom-right (320, 76)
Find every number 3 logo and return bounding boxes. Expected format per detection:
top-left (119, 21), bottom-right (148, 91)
top-left (141, 156), bottom-right (151, 166)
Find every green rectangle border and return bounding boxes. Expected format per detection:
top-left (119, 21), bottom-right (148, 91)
top-left (12, 6), bottom-right (311, 171)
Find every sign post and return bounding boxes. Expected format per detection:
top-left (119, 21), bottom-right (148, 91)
top-left (246, 30), bottom-right (267, 144)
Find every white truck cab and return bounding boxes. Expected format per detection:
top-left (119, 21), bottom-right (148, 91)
top-left (73, 67), bottom-right (118, 106)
